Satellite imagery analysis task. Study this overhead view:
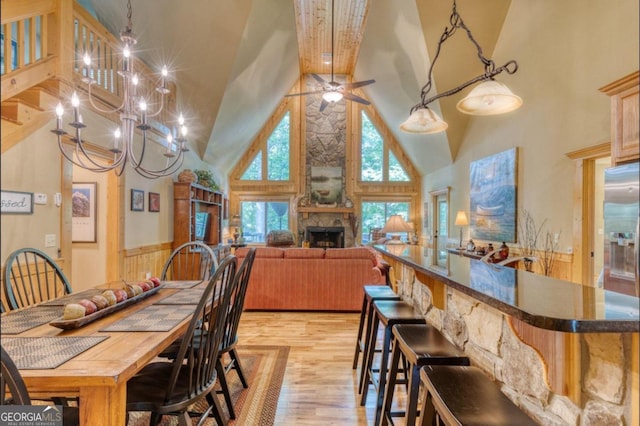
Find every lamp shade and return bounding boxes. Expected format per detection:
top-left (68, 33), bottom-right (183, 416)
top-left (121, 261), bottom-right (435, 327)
top-left (454, 211), bottom-right (469, 226)
top-left (456, 80), bottom-right (522, 116)
top-left (400, 108), bottom-right (448, 134)
top-left (381, 215), bottom-right (413, 233)
top-left (230, 214), bottom-right (241, 227)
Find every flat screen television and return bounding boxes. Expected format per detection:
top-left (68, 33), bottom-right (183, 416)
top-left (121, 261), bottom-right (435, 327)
top-left (194, 212), bottom-right (211, 241)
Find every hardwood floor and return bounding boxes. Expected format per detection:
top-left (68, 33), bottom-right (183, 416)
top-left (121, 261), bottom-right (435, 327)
top-left (237, 311), bottom-right (400, 425)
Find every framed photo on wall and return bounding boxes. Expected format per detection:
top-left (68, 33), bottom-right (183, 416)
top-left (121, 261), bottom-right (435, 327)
top-left (148, 192), bottom-right (160, 212)
top-left (72, 182), bottom-right (97, 242)
top-left (131, 189), bottom-right (144, 212)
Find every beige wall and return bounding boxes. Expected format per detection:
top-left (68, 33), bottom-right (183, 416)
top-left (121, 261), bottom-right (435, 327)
top-left (423, 0), bottom-right (639, 258)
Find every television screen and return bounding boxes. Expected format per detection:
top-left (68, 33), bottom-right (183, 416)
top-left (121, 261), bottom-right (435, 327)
top-left (194, 212), bottom-right (211, 241)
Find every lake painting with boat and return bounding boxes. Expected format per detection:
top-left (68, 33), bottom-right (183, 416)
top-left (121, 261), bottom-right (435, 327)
top-left (470, 148), bottom-right (517, 242)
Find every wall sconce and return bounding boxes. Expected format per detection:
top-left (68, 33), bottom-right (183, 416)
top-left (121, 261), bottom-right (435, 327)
top-left (381, 215), bottom-right (413, 245)
top-left (400, 0), bottom-right (522, 134)
top-left (454, 211), bottom-right (469, 249)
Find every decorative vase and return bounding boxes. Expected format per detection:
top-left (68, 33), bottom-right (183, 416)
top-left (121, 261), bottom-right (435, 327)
top-left (178, 169), bottom-right (197, 183)
top-left (499, 241), bottom-right (509, 260)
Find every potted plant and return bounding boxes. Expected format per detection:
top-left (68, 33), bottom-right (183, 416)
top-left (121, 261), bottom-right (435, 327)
top-left (194, 169), bottom-right (218, 191)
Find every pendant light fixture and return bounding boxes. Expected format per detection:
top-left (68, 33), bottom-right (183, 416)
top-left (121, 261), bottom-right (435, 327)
top-left (321, 0), bottom-right (343, 103)
top-left (400, 0), bottom-right (521, 134)
top-left (51, 0), bottom-right (189, 178)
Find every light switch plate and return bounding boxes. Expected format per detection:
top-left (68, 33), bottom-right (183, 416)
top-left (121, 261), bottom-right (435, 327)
top-left (45, 234), bottom-right (56, 248)
top-left (34, 193), bottom-right (48, 205)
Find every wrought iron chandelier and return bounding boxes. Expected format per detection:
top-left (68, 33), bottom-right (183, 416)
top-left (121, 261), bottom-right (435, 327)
top-left (400, 0), bottom-right (522, 134)
top-left (51, 0), bottom-right (189, 178)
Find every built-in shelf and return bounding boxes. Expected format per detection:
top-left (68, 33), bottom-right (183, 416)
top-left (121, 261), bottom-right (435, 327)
top-left (297, 206), bottom-right (354, 219)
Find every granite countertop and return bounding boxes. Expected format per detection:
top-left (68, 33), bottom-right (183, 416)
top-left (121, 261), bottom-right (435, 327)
top-left (375, 245), bottom-right (639, 333)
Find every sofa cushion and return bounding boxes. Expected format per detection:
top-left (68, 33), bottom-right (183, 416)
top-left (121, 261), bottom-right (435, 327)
top-left (283, 248), bottom-right (325, 259)
top-left (236, 247), bottom-right (284, 258)
top-left (325, 247), bottom-right (378, 267)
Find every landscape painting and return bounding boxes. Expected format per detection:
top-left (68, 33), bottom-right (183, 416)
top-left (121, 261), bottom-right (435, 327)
top-left (469, 148), bottom-right (517, 242)
top-left (310, 166), bottom-right (342, 205)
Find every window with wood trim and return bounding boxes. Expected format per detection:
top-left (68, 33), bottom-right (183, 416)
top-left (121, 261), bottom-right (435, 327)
top-left (240, 200), bottom-right (290, 243)
top-left (240, 112), bottom-right (290, 181)
top-left (360, 111), bottom-right (410, 182)
top-left (361, 201), bottom-right (411, 243)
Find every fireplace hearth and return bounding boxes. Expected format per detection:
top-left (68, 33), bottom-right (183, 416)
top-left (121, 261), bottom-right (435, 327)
top-left (306, 226), bottom-right (344, 248)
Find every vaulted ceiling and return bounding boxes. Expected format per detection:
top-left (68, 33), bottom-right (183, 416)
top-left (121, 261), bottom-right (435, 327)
top-left (85, 0), bottom-right (512, 179)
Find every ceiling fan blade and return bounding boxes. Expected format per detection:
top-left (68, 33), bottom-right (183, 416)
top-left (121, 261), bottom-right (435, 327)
top-left (310, 74), bottom-right (328, 84)
top-left (319, 99), bottom-right (329, 112)
top-left (285, 90), bottom-right (324, 97)
top-left (343, 92), bottom-right (370, 105)
top-left (342, 79), bottom-right (376, 90)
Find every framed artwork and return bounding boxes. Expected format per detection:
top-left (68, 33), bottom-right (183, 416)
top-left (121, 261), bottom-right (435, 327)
top-left (131, 189), bottom-right (144, 212)
top-left (72, 182), bottom-right (97, 242)
top-left (148, 192), bottom-right (160, 212)
top-left (310, 166), bottom-right (342, 205)
top-left (469, 148), bottom-right (518, 242)
top-left (1, 190), bottom-right (33, 214)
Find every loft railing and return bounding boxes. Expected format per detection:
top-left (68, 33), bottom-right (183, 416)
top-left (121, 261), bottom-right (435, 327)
top-left (1, 0), bottom-right (175, 128)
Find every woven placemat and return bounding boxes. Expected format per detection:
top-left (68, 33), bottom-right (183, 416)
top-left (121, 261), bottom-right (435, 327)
top-left (1, 306), bottom-right (64, 334)
top-left (100, 305), bottom-right (194, 332)
top-left (40, 289), bottom-right (104, 306)
top-left (162, 280), bottom-right (203, 289)
top-left (0, 336), bottom-right (108, 369)
top-left (154, 289), bottom-right (205, 305)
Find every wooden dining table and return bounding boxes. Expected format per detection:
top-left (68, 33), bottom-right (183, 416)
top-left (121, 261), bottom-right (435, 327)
top-left (0, 280), bottom-right (205, 426)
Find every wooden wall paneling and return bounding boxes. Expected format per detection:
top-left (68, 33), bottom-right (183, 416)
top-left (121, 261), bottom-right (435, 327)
top-left (122, 242), bottom-right (172, 281)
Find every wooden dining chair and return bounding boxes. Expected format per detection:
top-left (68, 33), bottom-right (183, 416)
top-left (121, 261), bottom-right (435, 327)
top-left (161, 241), bottom-right (219, 282)
top-left (126, 255), bottom-right (237, 426)
top-left (1, 345), bottom-right (79, 425)
top-left (216, 247), bottom-right (257, 419)
top-left (3, 247), bottom-right (72, 310)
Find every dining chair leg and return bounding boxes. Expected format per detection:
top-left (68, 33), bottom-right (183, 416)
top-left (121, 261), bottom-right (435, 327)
top-left (229, 348), bottom-right (249, 388)
top-left (216, 360), bottom-right (236, 419)
top-left (206, 388), bottom-right (228, 426)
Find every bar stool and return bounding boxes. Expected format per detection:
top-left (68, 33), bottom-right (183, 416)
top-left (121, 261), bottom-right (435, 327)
top-left (380, 324), bottom-right (470, 426)
top-left (353, 285), bottom-right (401, 370)
top-left (360, 300), bottom-right (425, 426)
top-left (419, 365), bottom-right (538, 426)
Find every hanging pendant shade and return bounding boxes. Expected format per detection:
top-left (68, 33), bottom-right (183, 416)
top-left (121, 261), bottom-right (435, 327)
top-left (456, 80), bottom-right (522, 115)
top-left (400, 108), bottom-right (448, 134)
top-left (322, 91), bottom-right (343, 103)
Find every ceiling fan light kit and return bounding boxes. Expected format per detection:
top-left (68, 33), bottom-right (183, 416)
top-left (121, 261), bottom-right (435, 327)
top-left (401, 0), bottom-right (521, 134)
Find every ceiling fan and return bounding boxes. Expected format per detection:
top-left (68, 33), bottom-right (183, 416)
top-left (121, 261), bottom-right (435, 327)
top-left (285, 0), bottom-right (375, 112)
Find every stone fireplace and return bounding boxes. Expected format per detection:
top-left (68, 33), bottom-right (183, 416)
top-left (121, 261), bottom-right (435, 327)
top-left (306, 226), bottom-right (345, 248)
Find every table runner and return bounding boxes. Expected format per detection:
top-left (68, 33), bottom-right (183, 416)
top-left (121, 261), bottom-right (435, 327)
top-left (162, 280), bottom-right (203, 289)
top-left (0, 306), bottom-right (64, 334)
top-left (100, 305), bottom-right (194, 332)
top-left (40, 288), bottom-right (104, 306)
top-left (1, 336), bottom-right (108, 369)
top-left (154, 289), bottom-right (205, 305)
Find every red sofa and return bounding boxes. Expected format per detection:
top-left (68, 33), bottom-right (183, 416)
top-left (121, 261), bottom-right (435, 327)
top-left (235, 246), bottom-right (387, 311)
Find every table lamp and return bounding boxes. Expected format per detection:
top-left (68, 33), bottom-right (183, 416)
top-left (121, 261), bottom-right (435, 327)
top-left (230, 214), bottom-right (241, 244)
top-left (381, 215), bottom-right (413, 245)
top-left (454, 211), bottom-right (469, 249)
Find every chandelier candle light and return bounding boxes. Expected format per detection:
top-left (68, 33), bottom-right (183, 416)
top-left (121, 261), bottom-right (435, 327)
top-left (400, 0), bottom-right (522, 134)
top-left (52, 0), bottom-right (189, 178)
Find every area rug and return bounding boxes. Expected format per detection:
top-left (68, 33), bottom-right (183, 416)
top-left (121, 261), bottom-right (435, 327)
top-left (127, 345), bottom-right (289, 425)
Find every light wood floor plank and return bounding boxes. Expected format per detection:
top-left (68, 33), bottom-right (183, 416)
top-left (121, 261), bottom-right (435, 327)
top-left (237, 311), bottom-right (408, 425)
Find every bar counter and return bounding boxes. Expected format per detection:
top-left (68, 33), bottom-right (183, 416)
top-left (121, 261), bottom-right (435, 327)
top-left (374, 245), bottom-right (639, 333)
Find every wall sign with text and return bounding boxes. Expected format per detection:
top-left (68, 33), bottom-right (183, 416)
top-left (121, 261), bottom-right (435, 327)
top-left (1, 190), bottom-right (34, 214)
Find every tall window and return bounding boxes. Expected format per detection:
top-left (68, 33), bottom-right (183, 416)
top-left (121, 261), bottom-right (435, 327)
top-left (361, 201), bottom-right (410, 243)
top-left (361, 111), bottom-right (409, 182)
top-left (241, 112), bottom-right (290, 181)
top-left (240, 200), bottom-right (289, 243)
